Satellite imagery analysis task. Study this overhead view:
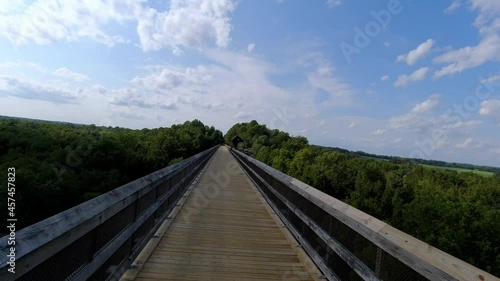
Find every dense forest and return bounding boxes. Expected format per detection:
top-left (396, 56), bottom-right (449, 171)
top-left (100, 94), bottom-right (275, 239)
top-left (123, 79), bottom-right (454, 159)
top-left (0, 118), bottom-right (223, 229)
top-left (225, 120), bottom-right (500, 276)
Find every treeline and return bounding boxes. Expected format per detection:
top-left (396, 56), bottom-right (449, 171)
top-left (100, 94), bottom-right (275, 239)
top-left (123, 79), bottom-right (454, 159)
top-left (0, 118), bottom-right (223, 229)
top-left (351, 149), bottom-right (500, 173)
top-left (225, 120), bottom-right (500, 276)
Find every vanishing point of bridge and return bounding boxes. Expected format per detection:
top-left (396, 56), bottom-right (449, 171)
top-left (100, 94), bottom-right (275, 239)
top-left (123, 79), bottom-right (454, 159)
top-left (1, 146), bottom-right (499, 281)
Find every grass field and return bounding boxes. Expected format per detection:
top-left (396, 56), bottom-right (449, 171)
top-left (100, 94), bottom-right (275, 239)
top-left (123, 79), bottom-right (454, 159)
top-left (357, 154), bottom-right (496, 177)
top-left (420, 164), bottom-right (494, 177)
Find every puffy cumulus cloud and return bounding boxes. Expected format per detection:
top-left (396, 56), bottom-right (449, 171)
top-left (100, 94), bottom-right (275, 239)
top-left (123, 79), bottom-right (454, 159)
top-left (434, 0), bottom-right (500, 78)
top-left (0, 0), bottom-right (139, 47)
top-left (394, 67), bottom-right (429, 88)
top-left (0, 0), bottom-right (236, 52)
top-left (380, 75), bottom-right (389, 81)
top-left (136, 0), bottom-right (236, 53)
top-left (397, 39), bottom-right (435, 65)
top-left (118, 49), bottom-right (292, 118)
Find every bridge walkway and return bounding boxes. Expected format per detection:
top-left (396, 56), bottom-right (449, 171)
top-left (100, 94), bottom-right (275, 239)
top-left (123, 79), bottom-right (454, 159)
top-left (120, 146), bottom-right (322, 281)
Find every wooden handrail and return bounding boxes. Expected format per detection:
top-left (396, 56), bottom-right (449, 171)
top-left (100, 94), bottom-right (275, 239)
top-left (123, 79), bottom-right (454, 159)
top-left (231, 148), bottom-right (499, 281)
top-left (0, 146), bottom-right (218, 281)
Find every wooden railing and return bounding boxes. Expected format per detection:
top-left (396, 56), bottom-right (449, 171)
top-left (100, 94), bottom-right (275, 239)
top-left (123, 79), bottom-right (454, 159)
top-left (230, 148), bottom-right (500, 281)
top-left (0, 146), bottom-right (218, 281)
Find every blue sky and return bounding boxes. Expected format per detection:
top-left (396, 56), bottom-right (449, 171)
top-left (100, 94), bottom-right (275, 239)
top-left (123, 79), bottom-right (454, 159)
top-left (0, 0), bottom-right (499, 166)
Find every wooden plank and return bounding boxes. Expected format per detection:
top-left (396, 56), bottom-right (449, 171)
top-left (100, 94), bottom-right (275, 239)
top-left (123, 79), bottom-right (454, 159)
top-left (128, 147), bottom-right (322, 281)
top-left (119, 150), bottom-right (216, 281)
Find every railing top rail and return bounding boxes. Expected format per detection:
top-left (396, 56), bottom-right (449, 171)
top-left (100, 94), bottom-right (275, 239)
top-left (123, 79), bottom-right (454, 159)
top-left (0, 146), bottom-right (217, 267)
top-left (231, 149), bottom-right (499, 281)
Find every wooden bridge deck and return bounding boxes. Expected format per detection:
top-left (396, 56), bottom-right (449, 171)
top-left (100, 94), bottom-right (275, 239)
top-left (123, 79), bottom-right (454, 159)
top-left (121, 147), bottom-right (322, 281)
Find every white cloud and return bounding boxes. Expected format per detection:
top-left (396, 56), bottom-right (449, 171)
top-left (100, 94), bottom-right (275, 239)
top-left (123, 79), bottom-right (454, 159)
top-left (0, 1), bottom-right (26, 15)
top-left (114, 111), bottom-right (145, 120)
top-left (490, 148), bottom-right (500, 154)
top-left (110, 88), bottom-right (177, 110)
top-left (479, 99), bottom-right (500, 124)
top-left (389, 94), bottom-right (440, 130)
top-left (413, 94), bottom-right (440, 113)
top-left (434, 0), bottom-right (500, 78)
top-left (132, 66), bottom-right (211, 92)
top-left (307, 63), bottom-right (355, 106)
top-left (471, 0), bottom-right (500, 23)
top-left (394, 67), bottom-right (429, 88)
top-left (0, 0), bottom-right (236, 52)
top-left (247, 43), bottom-right (256, 53)
top-left (0, 76), bottom-right (79, 103)
top-left (235, 111), bottom-right (251, 119)
top-left (107, 49), bottom-right (293, 120)
top-left (397, 39), bottom-right (435, 65)
top-left (380, 75), bottom-right (389, 81)
top-left (0, 62), bottom-right (49, 79)
top-left (455, 138), bottom-right (474, 149)
top-left (441, 120), bottom-right (482, 129)
top-left (481, 73), bottom-right (500, 83)
top-left (373, 129), bottom-right (385, 135)
top-left (52, 67), bottom-right (89, 82)
top-left (136, 0), bottom-right (236, 52)
top-left (384, 41), bottom-right (391, 47)
top-left (326, 0), bottom-right (341, 8)
top-left (172, 46), bottom-right (184, 56)
top-left (387, 94), bottom-right (484, 157)
top-left (444, 0), bottom-right (463, 13)
top-left (0, 0), bottom-right (139, 47)
top-left (433, 37), bottom-right (500, 78)
top-left (95, 85), bottom-right (107, 95)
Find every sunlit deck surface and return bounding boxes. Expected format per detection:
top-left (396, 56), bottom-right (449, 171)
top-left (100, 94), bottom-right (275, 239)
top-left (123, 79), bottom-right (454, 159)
top-left (121, 147), bottom-right (321, 281)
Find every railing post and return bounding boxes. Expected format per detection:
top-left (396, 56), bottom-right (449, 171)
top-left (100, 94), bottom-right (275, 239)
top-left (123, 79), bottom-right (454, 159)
top-left (375, 246), bottom-right (387, 279)
top-left (325, 216), bottom-right (333, 265)
top-left (301, 202), bottom-right (307, 236)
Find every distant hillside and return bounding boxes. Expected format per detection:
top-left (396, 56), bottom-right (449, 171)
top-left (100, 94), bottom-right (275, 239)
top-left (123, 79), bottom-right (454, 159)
top-left (308, 144), bottom-right (500, 173)
top-left (0, 115), bottom-right (86, 126)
